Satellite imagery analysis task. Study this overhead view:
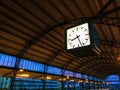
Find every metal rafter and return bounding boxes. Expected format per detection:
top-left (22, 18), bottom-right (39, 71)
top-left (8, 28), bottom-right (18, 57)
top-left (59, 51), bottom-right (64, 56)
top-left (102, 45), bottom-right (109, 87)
top-left (97, 22), bottom-right (111, 62)
top-left (101, 6), bottom-right (120, 17)
top-left (92, 64), bottom-right (118, 73)
top-left (107, 26), bottom-right (117, 56)
top-left (62, 57), bottom-right (78, 69)
top-left (113, 1), bottom-right (120, 56)
top-left (73, 55), bottom-right (116, 72)
top-left (83, 62), bottom-right (118, 74)
top-left (96, 0), bottom-right (114, 16)
top-left (93, 67), bottom-right (115, 78)
top-left (94, 66), bottom-right (117, 77)
top-left (95, 66), bottom-right (115, 76)
top-left (61, 39), bottom-right (120, 70)
top-left (18, 22), bottom-right (66, 57)
top-left (84, 57), bottom-right (116, 67)
top-left (88, 63), bottom-right (119, 78)
top-left (45, 48), bottom-right (64, 65)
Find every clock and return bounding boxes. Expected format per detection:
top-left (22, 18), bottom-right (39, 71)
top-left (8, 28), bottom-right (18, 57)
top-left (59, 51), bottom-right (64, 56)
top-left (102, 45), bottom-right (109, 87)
top-left (67, 23), bottom-right (90, 50)
top-left (65, 22), bottom-right (101, 57)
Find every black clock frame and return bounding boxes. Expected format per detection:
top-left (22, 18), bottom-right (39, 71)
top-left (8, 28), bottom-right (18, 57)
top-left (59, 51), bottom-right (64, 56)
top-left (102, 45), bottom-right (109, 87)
top-left (65, 22), bottom-right (101, 57)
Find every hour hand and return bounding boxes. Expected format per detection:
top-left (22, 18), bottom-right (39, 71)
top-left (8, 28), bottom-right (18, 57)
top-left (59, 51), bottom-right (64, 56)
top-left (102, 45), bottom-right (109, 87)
top-left (71, 35), bottom-right (80, 41)
top-left (68, 38), bottom-right (76, 41)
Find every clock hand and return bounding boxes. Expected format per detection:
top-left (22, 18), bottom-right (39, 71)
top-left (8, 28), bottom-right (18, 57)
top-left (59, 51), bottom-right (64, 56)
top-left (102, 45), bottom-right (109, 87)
top-left (77, 38), bottom-right (82, 46)
top-left (71, 35), bottom-right (80, 41)
top-left (76, 35), bottom-right (82, 46)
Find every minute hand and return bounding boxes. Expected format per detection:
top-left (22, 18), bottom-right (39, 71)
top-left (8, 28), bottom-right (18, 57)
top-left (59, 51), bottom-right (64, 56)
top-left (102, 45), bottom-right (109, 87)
top-left (76, 35), bottom-right (82, 46)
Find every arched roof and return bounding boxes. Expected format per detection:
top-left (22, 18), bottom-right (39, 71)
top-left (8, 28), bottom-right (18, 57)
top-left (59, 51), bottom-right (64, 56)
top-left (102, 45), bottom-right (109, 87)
top-left (0, 0), bottom-right (120, 79)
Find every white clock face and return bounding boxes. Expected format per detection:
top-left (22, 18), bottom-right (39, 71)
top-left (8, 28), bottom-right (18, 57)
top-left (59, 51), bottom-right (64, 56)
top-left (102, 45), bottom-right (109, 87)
top-left (67, 23), bottom-right (90, 50)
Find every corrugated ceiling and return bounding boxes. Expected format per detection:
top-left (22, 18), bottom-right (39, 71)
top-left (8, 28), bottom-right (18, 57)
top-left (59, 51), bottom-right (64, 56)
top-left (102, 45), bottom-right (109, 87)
top-left (0, 0), bottom-right (120, 78)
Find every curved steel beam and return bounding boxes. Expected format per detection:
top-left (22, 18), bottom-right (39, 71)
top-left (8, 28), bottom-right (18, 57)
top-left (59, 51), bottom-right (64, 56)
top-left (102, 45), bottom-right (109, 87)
top-left (95, 17), bottom-right (120, 27)
top-left (89, 68), bottom-right (114, 79)
top-left (86, 61), bottom-right (119, 79)
top-left (60, 40), bottom-right (120, 71)
top-left (94, 66), bottom-right (117, 76)
top-left (93, 64), bottom-right (117, 74)
top-left (62, 57), bottom-right (78, 69)
top-left (17, 16), bottom-right (120, 58)
top-left (73, 55), bottom-right (115, 71)
top-left (101, 6), bottom-right (120, 17)
top-left (18, 22), bottom-right (67, 57)
top-left (45, 48), bottom-right (64, 64)
top-left (96, 0), bottom-right (114, 16)
top-left (82, 63), bottom-right (115, 76)
top-left (84, 62), bottom-right (118, 74)
top-left (91, 65), bottom-right (116, 76)
top-left (81, 59), bottom-right (117, 71)
top-left (93, 67), bottom-right (116, 78)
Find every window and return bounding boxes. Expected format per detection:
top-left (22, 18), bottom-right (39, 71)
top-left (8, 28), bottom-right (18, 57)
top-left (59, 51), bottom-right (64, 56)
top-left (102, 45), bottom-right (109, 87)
top-left (19, 59), bottom-right (44, 72)
top-left (0, 53), bottom-right (16, 67)
top-left (64, 70), bottom-right (73, 77)
top-left (47, 66), bottom-right (62, 75)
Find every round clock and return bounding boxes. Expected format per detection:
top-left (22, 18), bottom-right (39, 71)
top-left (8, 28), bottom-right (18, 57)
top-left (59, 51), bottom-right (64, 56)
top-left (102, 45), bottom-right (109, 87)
top-left (67, 23), bottom-right (90, 50)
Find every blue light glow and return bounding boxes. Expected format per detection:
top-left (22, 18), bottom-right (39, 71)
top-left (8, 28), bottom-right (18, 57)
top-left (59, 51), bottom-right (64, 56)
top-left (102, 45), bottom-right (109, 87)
top-left (47, 66), bottom-right (62, 75)
top-left (19, 59), bottom-right (44, 72)
top-left (0, 53), bottom-right (16, 67)
top-left (64, 70), bottom-right (73, 77)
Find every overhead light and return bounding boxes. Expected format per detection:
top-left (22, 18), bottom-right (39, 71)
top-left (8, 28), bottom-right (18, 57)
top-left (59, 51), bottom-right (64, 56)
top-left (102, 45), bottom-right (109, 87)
top-left (80, 80), bottom-right (83, 82)
top-left (86, 79), bottom-right (88, 83)
top-left (58, 78), bottom-right (66, 81)
top-left (58, 78), bottom-right (62, 81)
top-left (19, 69), bottom-right (24, 72)
top-left (79, 80), bottom-right (83, 82)
top-left (46, 76), bottom-right (51, 80)
top-left (16, 74), bottom-right (29, 77)
top-left (67, 76), bottom-right (69, 79)
top-left (70, 79), bottom-right (74, 82)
